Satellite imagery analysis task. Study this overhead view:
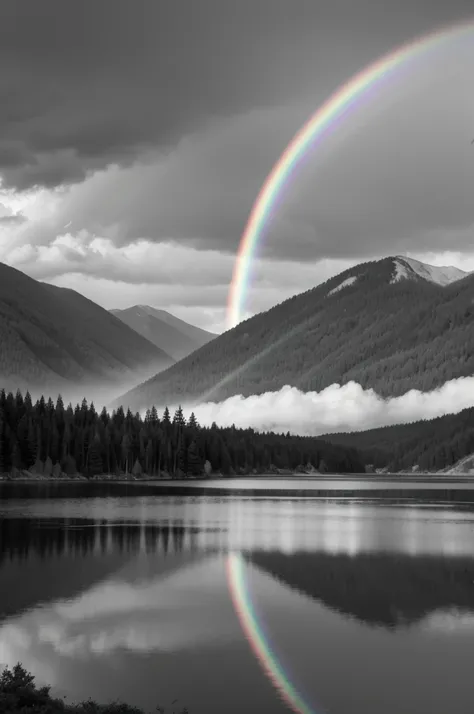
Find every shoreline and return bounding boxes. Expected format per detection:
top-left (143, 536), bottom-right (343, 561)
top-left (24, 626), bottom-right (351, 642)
top-left (1, 472), bottom-right (474, 483)
top-left (2, 474), bottom-right (474, 502)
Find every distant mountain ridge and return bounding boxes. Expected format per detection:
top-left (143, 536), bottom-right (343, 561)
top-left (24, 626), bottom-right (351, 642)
top-left (322, 406), bottom-right (474, 473)
top-left (112, 255), bottom-right (474, 413)
top-left (391, 255), bottom-right (470, 286)
top-left (0, 261), bottom-right (173, 401)
top-left (110, 305), bottom-right (216, 361)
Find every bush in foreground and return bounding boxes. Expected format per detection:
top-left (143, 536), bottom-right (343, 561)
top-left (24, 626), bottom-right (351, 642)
top-left (0, 663), bottom-right (188, 714)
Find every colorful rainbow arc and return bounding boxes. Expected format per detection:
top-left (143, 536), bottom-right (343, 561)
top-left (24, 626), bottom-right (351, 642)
top-left (226, 553), bottom-right (319, 714)
top-left (226, 19), bottom-right (474, 329)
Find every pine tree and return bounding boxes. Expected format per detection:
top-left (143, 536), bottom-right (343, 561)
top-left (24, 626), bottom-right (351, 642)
top-left (121, 432), bottom-right (132, 474)
top-left (11, 440), bottom-right (22, 471)
top-left (220, 440), bottom-right (232, 475)
top-left (61, 453), bottom-right (77, 476)
top-left (187, 412), bottom-right (199, 430)
top-left (187, 440), bottom-right (202, 476)
top-left (24, 390), bottom-right (32, 412)
top-left (103, 427), bottom-right (112, 473)
top-left (0, 407), bottom-right (4, 474)
top-left (132, 458), bottom-right (143, 478)
top-left (43, 456), bottom-right (53, 477)
top-left (32, 424), bottom-right (42, 463)
top-left (173, 406), bottom-right (185, 429)
top-left (15, 388), bottom-right (24, 414)
top-left (50, 425), bottom-right (60, 463)
top-left (16, 414), bottom-right (29, 465)
top-left (145, 439), bottom-right (153, 474)
top-left (87, 437), bottom-right (103, 476)
top-left (176, 434), bottom-right (187, 476)
top-left (100, 406), bottom-right (108, 426)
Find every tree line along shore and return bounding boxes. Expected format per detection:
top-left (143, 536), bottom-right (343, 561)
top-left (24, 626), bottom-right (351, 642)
top-left (0, 388), bottom-right (365, 480)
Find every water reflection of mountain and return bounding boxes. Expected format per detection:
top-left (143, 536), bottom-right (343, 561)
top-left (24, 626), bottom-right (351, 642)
top-left (4, 512), bottom-right (474, 631)
top-left (250, 552), bottom-right (474, 628)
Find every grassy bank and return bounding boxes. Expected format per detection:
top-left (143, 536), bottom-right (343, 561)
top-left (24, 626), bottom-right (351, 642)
top-left (0, 663), bottom-right (189, 713)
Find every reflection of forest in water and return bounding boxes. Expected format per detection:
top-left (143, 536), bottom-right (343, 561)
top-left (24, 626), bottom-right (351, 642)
top-left (249, 551), bottom-right (474, 628)
top-left (0, 518), bottom-right (205, 621)
top-left (4, 480), bottom-right (474, 502)
top-left (0, 517), bottom-right (201, 561)
top-left (2, 516), bottom-right (474, 630)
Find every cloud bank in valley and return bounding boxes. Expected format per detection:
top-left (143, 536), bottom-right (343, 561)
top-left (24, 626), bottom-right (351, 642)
top-left (185, 377), bottom-right (474, 436)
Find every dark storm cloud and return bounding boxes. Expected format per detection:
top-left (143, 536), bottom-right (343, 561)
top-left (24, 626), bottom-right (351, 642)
top-left (41, 68), bottom-right (474, 266)
top-left (1, 0), bottom-right (473, 190)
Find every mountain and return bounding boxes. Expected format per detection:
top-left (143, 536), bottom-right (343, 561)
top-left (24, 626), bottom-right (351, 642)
top-left (252, 552), bottom-right (474, 629)
top-left (392, 255), bottom-right (469, 286)
top-left (110, 305), bottom-right (215, 361)
top-left (112, 255), bottom-right (474, 413)
top-left (0, 262), bottom-right (173, 402)
top-left (322, 406), bottom-right (474, 473)
top-left (445, 453), bottom-right (474, 474)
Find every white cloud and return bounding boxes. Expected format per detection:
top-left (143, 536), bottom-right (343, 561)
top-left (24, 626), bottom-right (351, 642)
top-left (7, 232), bottom-right (235, 286)
top-left (421, 611), bottom-right (474, 633)
top-left (4, 226), bottom-right (358, 330)
top-left (407, 249), bottom-right (474, 273)
top-left (185, 376), bottom-right (474, 436)
top-left (0, 557), bottom-right (240, 672)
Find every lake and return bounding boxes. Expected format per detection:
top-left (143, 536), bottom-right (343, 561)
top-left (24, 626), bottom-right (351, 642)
top-left (1, 480), bottom-right (474, 714)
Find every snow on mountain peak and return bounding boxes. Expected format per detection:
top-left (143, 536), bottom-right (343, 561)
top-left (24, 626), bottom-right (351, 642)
top-left (327, 275), bottom-right (358, 296)
top-left (391, 256), bottom-right (470, 287)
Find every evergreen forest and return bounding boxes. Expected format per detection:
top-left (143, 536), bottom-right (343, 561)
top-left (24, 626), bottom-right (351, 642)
top-left (0, 388), bottom-right (365, 478)
top-left (323, 406), bottom-right (474, 472)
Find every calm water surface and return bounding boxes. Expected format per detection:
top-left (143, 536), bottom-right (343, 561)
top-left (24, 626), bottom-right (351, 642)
top-left (1, 481), bottom-right (474, 714)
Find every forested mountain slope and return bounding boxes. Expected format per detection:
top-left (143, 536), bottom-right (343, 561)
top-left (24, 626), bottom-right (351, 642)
top-left (113, 256), bottom-right (474, 413)
top-left (0, 262), bottom-right (173, 398)
top-left (111, 305), bottom-right (215, 360)
top-left (322, 406), bottom-right (474, 472)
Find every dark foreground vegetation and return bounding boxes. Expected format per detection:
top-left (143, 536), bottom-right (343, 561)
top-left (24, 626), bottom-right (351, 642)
top-left (323, 406), bottom-right (474, 472)
top-left (0, 388), bottom-right (365, 478)
top-left (0, 664), bottom-right (188, 714)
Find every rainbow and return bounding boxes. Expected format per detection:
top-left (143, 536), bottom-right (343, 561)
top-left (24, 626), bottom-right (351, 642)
top-left (226, 553), bottom-right (321, 714)
top-left (226, 19), bottom-right (474, 328)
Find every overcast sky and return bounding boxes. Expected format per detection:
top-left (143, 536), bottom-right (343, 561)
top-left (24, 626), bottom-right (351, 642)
top-left (1, 0), bottom-right (474, 332)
